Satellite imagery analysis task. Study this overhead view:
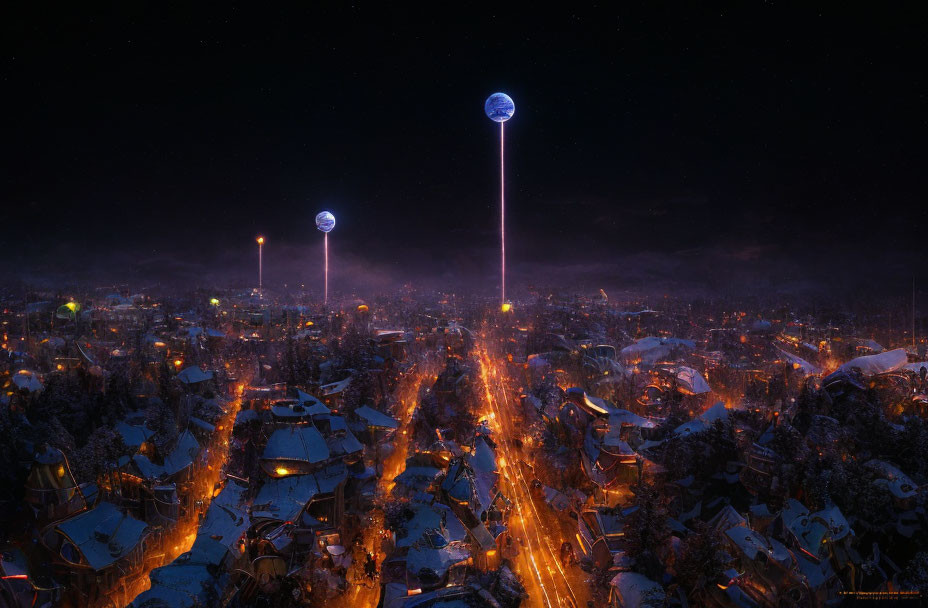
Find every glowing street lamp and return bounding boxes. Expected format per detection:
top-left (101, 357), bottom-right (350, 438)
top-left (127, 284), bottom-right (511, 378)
top-left (256, 236), bottom-right (265, 290)
top-left (315, 211), bottom-right (336, 305)
top-left (485, 92), bottom-right (515, 308)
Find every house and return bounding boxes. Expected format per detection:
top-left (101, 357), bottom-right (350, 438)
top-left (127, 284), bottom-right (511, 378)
top-left (130, 481), bottom-right (250, 608)
top-left (251, 462), bottom-right (348, 537)
top-left (41, 501), bottom-right (153, 606)
top-left (608, 571), bottom-right (664, 608)
top-left (24, 446), bottom-right (95, 524)
top-left (577, 506), bottom-right (633, 569)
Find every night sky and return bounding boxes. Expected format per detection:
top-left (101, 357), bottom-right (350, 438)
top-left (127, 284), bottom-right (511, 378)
top-left (3, 5), bottom-right (926, 295)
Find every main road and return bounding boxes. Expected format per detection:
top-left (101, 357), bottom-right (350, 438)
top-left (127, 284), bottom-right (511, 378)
top-left (474, 328), bottom-right (591, 608)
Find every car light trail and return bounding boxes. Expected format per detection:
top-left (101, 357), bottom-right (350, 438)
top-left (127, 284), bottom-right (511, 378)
top-left (475, 329), bottom-right (585, 608)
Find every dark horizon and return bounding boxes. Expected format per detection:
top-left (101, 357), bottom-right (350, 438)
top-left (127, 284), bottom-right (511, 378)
top-left (3, 5), bottom-right (926, 295)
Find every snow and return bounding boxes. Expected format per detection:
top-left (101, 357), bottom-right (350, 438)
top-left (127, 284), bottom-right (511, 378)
top-left (469, 437), bottom-right (497, 473)
top-left (57, 502), bottom-right (149, 571)
top-left (838, 348), bottom-right (908, 376)
top-left (397, 503), bottom-right (444, 548)
top-left (188, 481), bottom-right (249, 566)
top-left (115, 421), bottom-right (155, 449)
top-left (776, 347), bottom-right (820, 375)
top-left (406, 543), bottom-right (470, 578)
top-left (673, 402), bottom-right (731, 436)
top-left (903, 361), bottom-right (928, 373)
top-left (12, 369), bottom-right (43, 392)
top-left (262, 425), bottom-right (329, 463)
top-left (672, 366), bottom-right (712, 394)
top-left (354, 405), bottom-right (400, 429)
top-left (609, 571), bottom-right (664, 608)
top-left (252, 463), bottom-right (347, 523)
top-left (320, 376), bottom-right (352, 396)
top-left (608, 409), bottom-right (657, 429)
top-left (163, 430), bottom-right (201, 475)
top-left (708, 505), bottom-right (747, 532)
top-left (620, 336), bottom-right (695, 365)
top-left (176, 366), bottom-right (213, 385)
top-left (234, 409), bottom-right (259, 426)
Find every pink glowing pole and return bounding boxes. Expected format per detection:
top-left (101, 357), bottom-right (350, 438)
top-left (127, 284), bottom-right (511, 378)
top-left (315, 211), bottom-right (335, 307)
top-left (500, 120), bottom-right (506, 306)
top-left (485, 92), bottom-right (513, 307)
top-left (324, 232), bottom-right (329, 306)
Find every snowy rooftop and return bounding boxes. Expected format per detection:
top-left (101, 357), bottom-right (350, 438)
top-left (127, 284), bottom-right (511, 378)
top-left (56, 501), bottom-right (149, 571)
top-left (262, 425), bottom-right (329, 463)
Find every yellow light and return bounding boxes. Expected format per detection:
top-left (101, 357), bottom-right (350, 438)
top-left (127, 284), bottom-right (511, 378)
top-left (357, 304), bottom-right (369, 313)
top-left (56, 364), bottom-right (63, 371)
top-left (501, 303), bottom-right (512, 313)
top-left (275, 467), bottom-right (289, 476)
top-left (486, 549), bottom-right (497, 557)
top-left (305, 321), bottom-right (314, 327)
top-left (174, 359), bottom-right (183, 367)
top-left (257, 236), bottom-right (265, 245)
top-left (210, 298), bottom-right (220, 306)
top-left (65, 302), bottom-right (78, 312)
top-left (56, 465), bottom-right (65, 478)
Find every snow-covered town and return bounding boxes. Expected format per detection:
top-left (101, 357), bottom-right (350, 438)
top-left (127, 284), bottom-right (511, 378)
top-left (5, 4), bottom-right (925, 607)
top-left (2, 289), bottom-right (928, 607)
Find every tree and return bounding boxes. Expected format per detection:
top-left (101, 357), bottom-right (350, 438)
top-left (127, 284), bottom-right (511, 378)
top-left (146, 396), bottom-right (178, 453)
top-left (71, 427), bottom-right (129, 485)
top-left (625, 480), bottom-right (670, 581)
top-left (675, 521), bottom-right (725, 599)
top-left (902, 552), bottom-right (928, 593)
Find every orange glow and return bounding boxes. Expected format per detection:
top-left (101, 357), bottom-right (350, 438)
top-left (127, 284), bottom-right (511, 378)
top-left (257, 236), bottom-right (265, 245)
top-left (275, 467), bottom-right (289, 476)
top-left (174, 359), bottom-right (183, 367)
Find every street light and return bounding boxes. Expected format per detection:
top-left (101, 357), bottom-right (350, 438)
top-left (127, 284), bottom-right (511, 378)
top-left (485, 92), bottom-right (515, 308)
top-left (256, 236), bottom-right (265, 290)
top-left (315, 212), bottom-right (336, 306)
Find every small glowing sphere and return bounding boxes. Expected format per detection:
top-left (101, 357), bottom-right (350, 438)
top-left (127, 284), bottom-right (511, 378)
top-left (485, 92), bottom-right (515, 122)
top-left (501, 302), bottom-right (513, 313)
top-left (210, 298), bottom-right (220, 306)
top-left (257, 236), bottom-right (264, 245)
top-left (316, 211), bottom-right (336, 233)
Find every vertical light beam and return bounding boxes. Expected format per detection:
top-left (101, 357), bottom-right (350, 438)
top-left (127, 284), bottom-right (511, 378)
top-left (500, 120), bottom-right (505, 305)
top-left (485, 92), bottom-right (514, 308)
top-left (324, 232), bottom-right (329, 306)
top-left (315, 211), bottom-right (336, 307)
top-left (258, 239), bottom-right (263, 290)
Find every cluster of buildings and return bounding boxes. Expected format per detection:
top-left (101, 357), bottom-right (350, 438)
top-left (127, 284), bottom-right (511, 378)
top-left (3, 286), bottom-right (928, 607)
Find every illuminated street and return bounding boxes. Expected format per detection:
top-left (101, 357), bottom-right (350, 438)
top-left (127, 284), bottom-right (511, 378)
top-left (475, 329), bottom-right (591, 608)
top-left (3, 5), bottom-right (927, 608)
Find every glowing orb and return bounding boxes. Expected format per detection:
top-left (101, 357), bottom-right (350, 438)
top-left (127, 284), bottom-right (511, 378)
top-left (485, 92), bottom-right (515, 122)
top-left (501, 302), bottom-right (513, 313)
top-left (315, 211), bottom-right (336, 233)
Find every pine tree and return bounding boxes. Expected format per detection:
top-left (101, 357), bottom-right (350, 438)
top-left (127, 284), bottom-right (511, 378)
top-left (625, 480), bottom-right (670, 581)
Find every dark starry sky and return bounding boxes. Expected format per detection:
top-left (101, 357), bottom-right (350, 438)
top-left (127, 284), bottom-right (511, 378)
top-left (2, 4), bottom-right (926, 293)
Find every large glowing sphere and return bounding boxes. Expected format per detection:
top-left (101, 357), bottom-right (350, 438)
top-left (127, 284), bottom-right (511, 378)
top-left (315, 211), bottom-right (336, 233)
top-left (485, 93), bottom-right (515, 122)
